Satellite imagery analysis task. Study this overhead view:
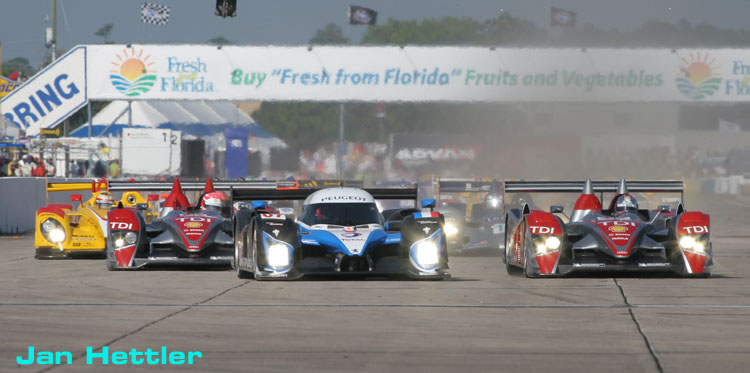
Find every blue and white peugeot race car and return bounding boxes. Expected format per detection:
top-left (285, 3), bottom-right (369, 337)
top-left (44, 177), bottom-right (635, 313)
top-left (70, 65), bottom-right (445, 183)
top-left (231, 186), bottom-right (450, 280)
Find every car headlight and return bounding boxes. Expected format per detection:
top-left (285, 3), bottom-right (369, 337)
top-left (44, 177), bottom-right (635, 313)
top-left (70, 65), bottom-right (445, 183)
top-left (489, 198), bottom-right (499, 208)
top-left (124, 231), bottom-right (137, 245)
top-left (679, 236), bottom-right (696, 249)
top-left (693, 242), bottom-right (705, 253)
top-left (49, 229), bottom-right (66, 243)
top-left (267, 243), bottom-right (290, 268)
top-left (444, 223), bottom-right (458, 235)
top-left (115, 238), bottom-right (125, 248)
top-left (536, 236), bottom-right (561, 255)
top-left (415, 241), bottom-right (440, 267)
top-left (545, 236), bottom-right (561, 250)
top-left (42, 219), bottom-right (57, 232)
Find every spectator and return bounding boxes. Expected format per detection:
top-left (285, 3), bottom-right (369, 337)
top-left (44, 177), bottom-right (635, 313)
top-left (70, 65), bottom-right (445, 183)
top-left (109, 160), bottom-right (120, 178)
top-left (45, 158), bottom-right (56, 177)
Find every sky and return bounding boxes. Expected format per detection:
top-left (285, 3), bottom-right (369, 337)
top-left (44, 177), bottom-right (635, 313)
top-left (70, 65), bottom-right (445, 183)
top-left (2, 0), bottom-right (750, 69)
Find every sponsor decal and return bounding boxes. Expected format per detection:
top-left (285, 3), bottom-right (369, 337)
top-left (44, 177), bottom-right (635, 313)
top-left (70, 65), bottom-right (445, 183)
top-left (261, 213), bottom-right (285, 219)
top-left (422, 227), bottom-right (430, 234)
top-left (320, 195), bottom-right (368, 202)
top-left (110, 47), bottom-right (157, 97)
top-left (272, 229), bottom-right (280, 237)
top-left (0, 76), bottom-right (21, 98)
top-left (341, 232), bottom-right (362, 238)
top-left (683, 225), bottom-right (709, 234)
top-left (395, 147), bottom-right (477, 162)
top-left (162, 56), bottom-right (215, 93)
top-left (185, 222), bottom-right (203, 228)
top-left (109, 222), bottom-right (133, 230)
top-left (608, 225), bottom-right (628, 233)
top-left (676, 52), bottom-right (721, 100)
top-left (529, 226), bottom-right (554, 235)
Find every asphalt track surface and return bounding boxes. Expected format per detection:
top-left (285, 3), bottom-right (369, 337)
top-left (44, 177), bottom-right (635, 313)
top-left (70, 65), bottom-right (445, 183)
top-left (1, 194), bottom-right (749, 372)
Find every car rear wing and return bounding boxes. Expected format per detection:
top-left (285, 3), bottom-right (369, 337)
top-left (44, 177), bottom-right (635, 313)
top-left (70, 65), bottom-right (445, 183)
top-left (231, 186), bottom-right (419, 205)
top-left (503, 180), bottom-right (684, 202)
top-left (437, 179), bottom-right (494, 193)
top-left (106, 180), bottom-right (280, 192)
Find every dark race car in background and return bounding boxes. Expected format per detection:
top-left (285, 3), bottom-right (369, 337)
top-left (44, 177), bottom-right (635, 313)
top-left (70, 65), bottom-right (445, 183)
top-left (436, 178), bottom-right (504, 253)
top-left (503, 179), bottom-right (712, 277)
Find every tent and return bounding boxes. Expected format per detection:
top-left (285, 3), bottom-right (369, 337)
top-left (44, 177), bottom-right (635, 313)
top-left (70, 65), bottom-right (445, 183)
top-left (69, 100), bottom-right (277, 139)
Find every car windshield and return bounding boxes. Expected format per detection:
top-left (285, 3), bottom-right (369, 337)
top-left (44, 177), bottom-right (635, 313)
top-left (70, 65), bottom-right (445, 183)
top-left (300, 203), bottom-right (383, 226)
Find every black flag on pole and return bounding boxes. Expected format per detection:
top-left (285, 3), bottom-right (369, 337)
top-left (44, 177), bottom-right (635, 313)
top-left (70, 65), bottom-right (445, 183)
top-left (216, 0), bottom-right (237, 18)
top-left (550, 7), bottom-right (576, 27)
top-left (349, 5), bottom-right (377, 25)
top-left (141, 2), bottom-right (170, 25)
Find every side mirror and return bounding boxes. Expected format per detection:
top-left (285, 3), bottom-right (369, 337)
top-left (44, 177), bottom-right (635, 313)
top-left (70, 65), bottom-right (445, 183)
top-left (234, 202), bottom-right (251, 211)
top-left (658, 205), bottom-right (671, 213)
top-left (251, 201), bottom-right (268, 210)
top-left (70, 194), bottom-right (82, 202)
top-left (421, 198), bottom-right (436, 209)
top-left (147, 194), bottom-right (159, 201)
top-left (550, 205), bottom-right (564, 213)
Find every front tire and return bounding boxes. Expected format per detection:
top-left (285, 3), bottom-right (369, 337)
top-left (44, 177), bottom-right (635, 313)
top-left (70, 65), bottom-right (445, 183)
top-left (235, 234), bottom-right (252, 279)
top-left (505, 242), bottom-right (522, 275)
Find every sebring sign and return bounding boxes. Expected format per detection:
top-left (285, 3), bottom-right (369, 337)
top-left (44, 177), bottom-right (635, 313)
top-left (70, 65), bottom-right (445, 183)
top-left (1, 47), bottom-right (87, 137)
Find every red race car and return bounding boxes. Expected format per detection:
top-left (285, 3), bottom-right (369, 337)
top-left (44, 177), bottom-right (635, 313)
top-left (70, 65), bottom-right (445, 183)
top-left (503, 179), bottom-right (711, 277)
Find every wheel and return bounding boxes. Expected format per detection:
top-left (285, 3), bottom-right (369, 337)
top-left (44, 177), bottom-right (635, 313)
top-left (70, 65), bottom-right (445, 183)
top-left (523, 230), bottom-right (539, 278)
top-left (105, 249), bottom-right (117, 271)
top-left (235, 228), bottom-right (252, 279)
top-left (251, 225), bottom-right (267, 280)
top-left (505, 238), bottom-right (522, 275)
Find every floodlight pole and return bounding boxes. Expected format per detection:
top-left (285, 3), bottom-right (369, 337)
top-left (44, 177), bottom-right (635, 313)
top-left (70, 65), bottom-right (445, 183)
top-left (51, 0), bottom-right (57, 61)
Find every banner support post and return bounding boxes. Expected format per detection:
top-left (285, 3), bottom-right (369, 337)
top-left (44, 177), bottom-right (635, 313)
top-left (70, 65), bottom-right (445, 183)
top-left (87, 101), bottom-right (92, 138)
top-left (337, 103), bottom-right (345, 180)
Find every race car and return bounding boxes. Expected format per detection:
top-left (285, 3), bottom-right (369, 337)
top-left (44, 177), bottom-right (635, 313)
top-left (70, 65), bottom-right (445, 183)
top-left (503, 179), bottom-right (712, 277)
top-left (35, 179), bottom-right (158, 259)
top-left (436, 178), bottom-right (504, 252)
top-left (232, 185), bottom-right (450, 280)
top-left (105, 178), bottom-right (273, 269)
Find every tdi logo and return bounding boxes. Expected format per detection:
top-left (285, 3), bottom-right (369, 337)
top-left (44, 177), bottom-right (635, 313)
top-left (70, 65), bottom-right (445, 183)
top-left (529, 226), bottom-right (555, 234)
top-left (684, 225), bottom-right (709, 234)
top-left (110, 222), bottom-right (133, 230)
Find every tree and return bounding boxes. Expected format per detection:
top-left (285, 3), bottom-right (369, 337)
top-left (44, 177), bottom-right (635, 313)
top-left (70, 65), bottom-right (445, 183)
top-left (362, 17), bottom-right (482, 45)
top-left (2, 57), bottom-right (34, 79)
top-left (309, 23), bottom-right (350, 45)
top-left (481, 13), bottom-right (545, 45)
top-left (208, 36), bottom-right (235, 45)
top-left (94, 23), bottom-right (114, 44)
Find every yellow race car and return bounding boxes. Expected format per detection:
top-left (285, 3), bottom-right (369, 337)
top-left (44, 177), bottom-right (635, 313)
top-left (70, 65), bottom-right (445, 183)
top-left (35, 179), bottom-right (159, 259)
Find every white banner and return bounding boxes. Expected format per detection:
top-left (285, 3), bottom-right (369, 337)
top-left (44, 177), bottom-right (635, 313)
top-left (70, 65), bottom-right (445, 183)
top-left (80, 45), bottom-right (750, 103)
top-left (1, 47), bottom-right (87, 136)
top-left (122, 128), bottom-right (181, 175)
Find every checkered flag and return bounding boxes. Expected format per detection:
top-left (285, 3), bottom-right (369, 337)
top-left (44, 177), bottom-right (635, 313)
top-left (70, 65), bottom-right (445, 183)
top-left (141, 2), bottom-right (170, 25)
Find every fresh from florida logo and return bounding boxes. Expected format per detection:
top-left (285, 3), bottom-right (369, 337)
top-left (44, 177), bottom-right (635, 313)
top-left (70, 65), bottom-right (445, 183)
top-left (676, 52), bottom-right (721, 99)
top-left (110, 48), bottom-right (157, 97)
